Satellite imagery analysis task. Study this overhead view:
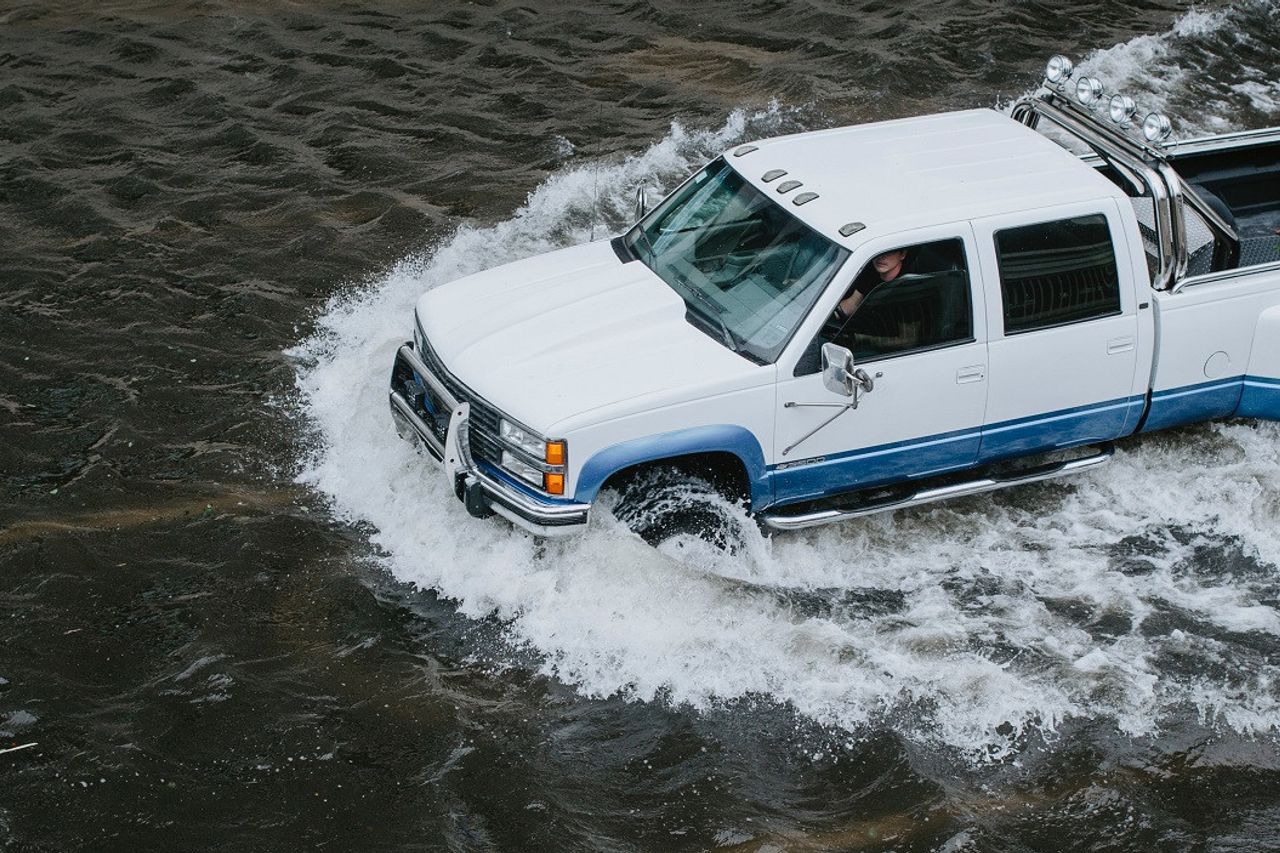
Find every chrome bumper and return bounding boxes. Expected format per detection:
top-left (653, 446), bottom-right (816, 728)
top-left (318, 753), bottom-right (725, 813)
top-left (388, 343), bottom-right (590, 538)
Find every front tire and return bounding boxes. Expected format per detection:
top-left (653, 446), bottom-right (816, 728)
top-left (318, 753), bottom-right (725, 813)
top-left (607, 467), bottom-right (752, 551)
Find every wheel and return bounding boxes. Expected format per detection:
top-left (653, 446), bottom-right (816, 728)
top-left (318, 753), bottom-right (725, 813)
top-left (607, 466), bottom-right (753, 552)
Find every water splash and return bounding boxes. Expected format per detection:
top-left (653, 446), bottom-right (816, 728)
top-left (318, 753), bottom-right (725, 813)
top-left (1073, 0), bottom-right (1280, 135)
top-left (291, 22), bottom-right (1280, 760)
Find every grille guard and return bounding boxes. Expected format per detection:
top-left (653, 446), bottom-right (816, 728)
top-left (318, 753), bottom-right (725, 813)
top-left (388, 342), bottom-right (590, 537)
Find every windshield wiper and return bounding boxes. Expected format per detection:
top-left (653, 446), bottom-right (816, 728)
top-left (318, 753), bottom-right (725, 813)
top-left (630, 226), bottom-right (748, 357)
top-left (631, 224), bottom-right (657, 262)
top-left (679, 281), bottom-right (740, 353)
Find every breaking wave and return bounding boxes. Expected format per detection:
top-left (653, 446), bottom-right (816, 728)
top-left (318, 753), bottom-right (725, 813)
top-left (1072, 0), bottom-right (1280, 136)
top-left (291, 7), bottom-right (1280, 761)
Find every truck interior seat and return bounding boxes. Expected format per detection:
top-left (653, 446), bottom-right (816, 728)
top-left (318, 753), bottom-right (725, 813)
top-left (849, 271), bottom-right (970, 357)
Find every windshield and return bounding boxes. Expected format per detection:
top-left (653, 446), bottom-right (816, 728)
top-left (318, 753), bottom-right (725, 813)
top-left (625, 158), bottom-right (848, 363)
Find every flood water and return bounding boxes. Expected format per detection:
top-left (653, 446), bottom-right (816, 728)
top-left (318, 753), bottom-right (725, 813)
top-left (4, 1), bottom-right (1280, 850)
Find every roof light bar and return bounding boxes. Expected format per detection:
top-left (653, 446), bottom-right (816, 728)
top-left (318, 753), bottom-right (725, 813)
top-left (1037, 54), bottom-right (1177, 148)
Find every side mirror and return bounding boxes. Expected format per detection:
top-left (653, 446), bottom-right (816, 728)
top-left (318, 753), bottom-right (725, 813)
top-left (780, 343), bottom-right (876, 456)
top-left (821, 342), bottom-right (854, 396)
top-left (821, 342), bottom-right (874, 400)
top-left (635, 186), bottom-right (648, 221)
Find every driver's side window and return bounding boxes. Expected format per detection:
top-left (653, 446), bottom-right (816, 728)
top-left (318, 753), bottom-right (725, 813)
top-left (794, 238), bottom-right (974, 376)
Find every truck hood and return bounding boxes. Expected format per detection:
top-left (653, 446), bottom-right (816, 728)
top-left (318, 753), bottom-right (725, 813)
top-left (416, 240), bottom-right (769, 434)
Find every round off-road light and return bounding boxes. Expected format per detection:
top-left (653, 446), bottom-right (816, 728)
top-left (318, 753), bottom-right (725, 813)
top-left (1108, 94), bottom-right (1137, 124)
top-left (1045, 55), bottom-right (1074, 85)
top-left (1142, 112), bottom-right (1172, 142)
top-left (1075, 76), bottom-right (1103, 106)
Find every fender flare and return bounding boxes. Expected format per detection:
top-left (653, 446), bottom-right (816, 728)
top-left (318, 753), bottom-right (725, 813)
top-left (573, 425), bottom-right (771, 507)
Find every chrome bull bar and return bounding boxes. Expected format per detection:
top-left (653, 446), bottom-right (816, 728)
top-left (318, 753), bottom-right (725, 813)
top-left (388, 342), bottom-right (590, 537)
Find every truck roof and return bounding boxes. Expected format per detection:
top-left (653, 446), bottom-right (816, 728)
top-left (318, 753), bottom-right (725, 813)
top-left (728, 108), bottom-right (1129, 249)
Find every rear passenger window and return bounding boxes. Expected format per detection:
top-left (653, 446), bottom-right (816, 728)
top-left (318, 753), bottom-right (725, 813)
top-left (995, 214), bottom-right (1121, 334)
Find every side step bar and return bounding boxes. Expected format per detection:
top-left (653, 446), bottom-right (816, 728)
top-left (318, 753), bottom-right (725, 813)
top-left (760, 443), bottom-right (1115, 532)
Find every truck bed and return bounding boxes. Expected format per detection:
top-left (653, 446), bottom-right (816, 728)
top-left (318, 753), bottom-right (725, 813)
top-left (1169, 132), bottom-right (1280, 269)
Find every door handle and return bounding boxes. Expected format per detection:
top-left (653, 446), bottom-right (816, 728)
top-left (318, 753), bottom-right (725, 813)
top-left (956, 365), bottom-right (985, 384)
top-left (1107, 336), bottom-right (1136, 355)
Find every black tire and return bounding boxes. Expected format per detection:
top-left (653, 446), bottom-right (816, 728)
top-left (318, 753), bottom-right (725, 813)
top-left (607, 466), bottom-right (753, 552)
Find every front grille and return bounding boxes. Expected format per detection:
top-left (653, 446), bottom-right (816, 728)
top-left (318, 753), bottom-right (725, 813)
top-left (414, 336), bottom-right (504, 469)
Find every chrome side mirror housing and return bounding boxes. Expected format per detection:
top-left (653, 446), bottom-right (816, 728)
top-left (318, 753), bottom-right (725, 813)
top-left (821, 342), bottom-right (855, 396)
top-left (821, 342), bottom-right (874, 400)
top-left (635, 186), bottom-right (648, 221)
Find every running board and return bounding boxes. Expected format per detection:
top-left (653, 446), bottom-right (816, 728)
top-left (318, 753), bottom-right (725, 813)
top-left (760, 444), bottom-right (1115, 532)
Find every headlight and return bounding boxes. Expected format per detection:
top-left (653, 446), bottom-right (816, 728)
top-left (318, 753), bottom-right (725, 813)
top-left (500, 419), bottom-right (545, 458)
top-left (502, 451), bottom-right (543, 487)
top-left (499, 420), bottom-right (567, 494)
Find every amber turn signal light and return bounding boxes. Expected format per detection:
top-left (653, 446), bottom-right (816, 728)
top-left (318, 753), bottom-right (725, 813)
top-left (543, 472), bottom-right (565, 495)
top-left (545, 441), bottom-right (566, 466)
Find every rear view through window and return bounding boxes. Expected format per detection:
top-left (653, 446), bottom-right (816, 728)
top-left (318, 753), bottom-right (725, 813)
top-left (995, 214), bottom-right (1121, 334)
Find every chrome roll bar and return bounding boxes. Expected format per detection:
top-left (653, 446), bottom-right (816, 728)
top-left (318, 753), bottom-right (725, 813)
top-left (1012, 90), bottom-right (1239, 292)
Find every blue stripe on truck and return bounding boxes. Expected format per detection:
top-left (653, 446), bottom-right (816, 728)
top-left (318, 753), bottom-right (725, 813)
top-left (769, 394), bottom-right (1143, 505)
top-left (1140, 376), bottom-right (1244, 432)
top-left (769, 424), bottom-right (981, 506)
top-left (1237, 375), bottom-right (1280, 419)
top-left (572, 376), bottom-right (1280, 514)
top-left (976, 395), bottom-right (1145, 463)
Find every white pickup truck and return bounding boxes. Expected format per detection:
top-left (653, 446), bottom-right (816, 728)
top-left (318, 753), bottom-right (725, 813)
top-left (389, 57), bottom-right (1280, 538)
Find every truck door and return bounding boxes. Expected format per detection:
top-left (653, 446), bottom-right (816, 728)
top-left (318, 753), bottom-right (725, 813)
top-left (771, 229), bottom-right (989, 507)
top-left (971, 200), bottom-right (1145, 462)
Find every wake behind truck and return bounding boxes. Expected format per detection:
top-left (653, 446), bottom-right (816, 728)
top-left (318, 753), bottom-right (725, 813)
top-left (389, 56), bottom-right (1280, 537)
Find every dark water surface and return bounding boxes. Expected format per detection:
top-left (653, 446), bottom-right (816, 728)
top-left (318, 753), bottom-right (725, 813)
top-left (5, 1), bottom-right (1280, 850)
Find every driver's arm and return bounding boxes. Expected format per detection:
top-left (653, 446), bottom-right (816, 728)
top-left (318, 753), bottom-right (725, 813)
top-left (835, 289), bottom-right (866, 319)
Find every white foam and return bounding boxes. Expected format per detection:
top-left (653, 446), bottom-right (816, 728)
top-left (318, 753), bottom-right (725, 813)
top-left (1232, 79), bottom-right (1280, 114)
top-left (291, 95), bottom-right (1280, 760)
top-left (1025, 1), bottom-right (1279, 136)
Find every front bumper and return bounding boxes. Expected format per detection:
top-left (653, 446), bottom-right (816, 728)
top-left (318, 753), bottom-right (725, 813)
top-left (388, 342), bottom-right (591, 537)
